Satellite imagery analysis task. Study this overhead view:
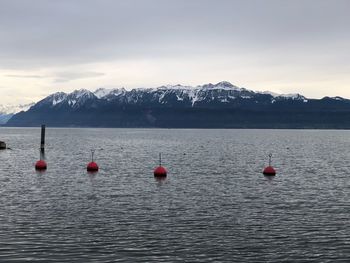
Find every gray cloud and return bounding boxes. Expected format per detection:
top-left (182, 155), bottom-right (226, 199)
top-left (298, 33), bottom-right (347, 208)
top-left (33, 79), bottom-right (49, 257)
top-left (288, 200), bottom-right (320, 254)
top-left (0, 0), bottom-right (349, 69)
top-left (4, 71), bottom-right (105, 83)
top-left (5, 74), bottom-right (47, 79)
top-left (0, 0), bottom-right (350, 102)
top-left (53, 71), bottom-right (105, 83)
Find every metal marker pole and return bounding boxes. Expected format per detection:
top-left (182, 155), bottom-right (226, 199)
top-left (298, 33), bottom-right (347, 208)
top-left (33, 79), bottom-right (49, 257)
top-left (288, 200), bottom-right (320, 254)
top-left (40, 125), bottom-right (46, 159)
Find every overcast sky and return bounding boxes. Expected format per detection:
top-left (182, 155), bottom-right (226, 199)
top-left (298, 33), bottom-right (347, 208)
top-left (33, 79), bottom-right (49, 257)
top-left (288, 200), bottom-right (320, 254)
top-left (0, 0), bottom-right (349, 104)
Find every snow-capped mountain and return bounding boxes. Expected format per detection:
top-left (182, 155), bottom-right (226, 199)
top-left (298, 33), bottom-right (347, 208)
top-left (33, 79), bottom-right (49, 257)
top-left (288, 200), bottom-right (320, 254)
top-left (95, 81), bottom-right (307, 106)
top-left (34, 89), bottom-right (96, 109)
top-left (7, 81), bottom-right (350, 128)
top-left (31, 81), bottom-right (307, 110)
top-left (0, 103), bottom-right (34, 124)
top-left (0, 103), bottom-right (34, 114)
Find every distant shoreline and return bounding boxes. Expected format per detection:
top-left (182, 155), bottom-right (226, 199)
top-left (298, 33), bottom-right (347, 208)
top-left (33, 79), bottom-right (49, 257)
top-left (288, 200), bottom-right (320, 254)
top-left (3, 126), bottom-right (350, 130)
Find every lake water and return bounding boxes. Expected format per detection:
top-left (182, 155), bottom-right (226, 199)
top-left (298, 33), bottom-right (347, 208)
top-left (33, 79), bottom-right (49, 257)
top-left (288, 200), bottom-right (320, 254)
top-left (0, 128), bottom-right (349, 262)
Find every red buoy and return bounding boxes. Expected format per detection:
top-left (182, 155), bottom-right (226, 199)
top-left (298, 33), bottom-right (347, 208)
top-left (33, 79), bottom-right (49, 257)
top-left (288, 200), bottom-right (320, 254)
top-left (87, 149), bottom-right (99, 172)
top-left (154, 166), bottom-right (167, 177)
top-left (87, 161), bottom-right (99, 172)
top-left (35, 160), bottom-right (47, 171)
top-left (263, 166), bottom-right (276, 175)
top-left (154, 153), bottom-right (167, 177)
top-left (263, 153), bottom-right (276, 176)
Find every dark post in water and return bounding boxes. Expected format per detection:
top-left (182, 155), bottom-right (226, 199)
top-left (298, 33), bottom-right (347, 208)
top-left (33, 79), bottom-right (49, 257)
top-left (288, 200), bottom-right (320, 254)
top-left (40, 124), bottom-right (45, 158)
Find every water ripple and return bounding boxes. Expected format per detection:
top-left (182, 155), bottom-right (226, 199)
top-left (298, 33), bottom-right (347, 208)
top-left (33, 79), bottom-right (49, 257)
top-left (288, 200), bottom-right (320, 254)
top-left (0, 128), bottom-right (349, 262)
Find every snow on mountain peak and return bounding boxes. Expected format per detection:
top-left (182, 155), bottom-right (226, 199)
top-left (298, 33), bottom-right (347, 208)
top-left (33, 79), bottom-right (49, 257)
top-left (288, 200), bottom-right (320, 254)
top-left (161, 84), bottom-right (194, 90)
top-left (0, 102), bottom-right (34, 125)
top-left (0, 103), bottom-right (35, 114)
top-left (262, 91), bottom-right (306, 101)
top-left (64, 89), bottom-right (96, 108)
top-left (32, 81), bottom-right (313, 110)
top-left (70, 89), bottom-right (94, 99)
top-left (279, 93), bottom-right (303, 99)
top-left (38, 89), bottom-right (96, 108)
top-left (215, 81), bottom-right (234, 88)
top-left (330, 96), bottom-right (345, 101)
top-left (200, 81), bottom-right (246, 92)
top-left (94, 87), bottom-right (126, 98)
top-left (50, 92), bottom-right (67, 106)
top-left (198, 81), bottom-right (234, 88)
top-left (94, 88), bottom-right (113, 98)
top-left (157, 81), bottom-right (243, 92)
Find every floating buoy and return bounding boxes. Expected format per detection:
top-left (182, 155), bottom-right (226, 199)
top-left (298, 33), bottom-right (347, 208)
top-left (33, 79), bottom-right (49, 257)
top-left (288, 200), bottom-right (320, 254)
top-left (263, 166), bottom-right (276, 175)
top-left (35, 160), bottom-right (47, 171)
top-left (263, 153), bottom-right (276, 176)
top-left (87, 149), bottom-right (99, 172)
top-left (154, 153), bottom-right (167, 177)
top-left (87, 161), bottom-right (99, 172)
top-left (154, 166), bottom-right (167, 177)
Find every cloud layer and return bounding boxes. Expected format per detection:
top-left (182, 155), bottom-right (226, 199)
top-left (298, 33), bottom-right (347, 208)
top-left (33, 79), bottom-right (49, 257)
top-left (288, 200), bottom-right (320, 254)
top-left (0, 0), bottom-right (350, 103)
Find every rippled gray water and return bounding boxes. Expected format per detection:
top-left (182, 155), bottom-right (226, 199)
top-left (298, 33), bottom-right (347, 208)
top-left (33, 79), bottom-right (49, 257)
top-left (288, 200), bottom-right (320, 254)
top-left (0, 128), bottom-right (349, 262)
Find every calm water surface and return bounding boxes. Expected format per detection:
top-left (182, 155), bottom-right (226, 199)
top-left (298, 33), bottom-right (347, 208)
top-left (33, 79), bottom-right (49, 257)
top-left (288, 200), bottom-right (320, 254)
top-left (0, 128), bottom-right (349, 262)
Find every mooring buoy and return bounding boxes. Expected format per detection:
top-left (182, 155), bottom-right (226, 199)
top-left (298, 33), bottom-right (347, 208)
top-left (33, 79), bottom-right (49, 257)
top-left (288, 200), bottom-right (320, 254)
top-left (154, 153), bottom-right (167, 177)
top-left (263, 153), bottom-right (276, 176)
top-left (35, 159), bottom-right (47, 170)
top-left (87, 149), bottom-right (99, 172)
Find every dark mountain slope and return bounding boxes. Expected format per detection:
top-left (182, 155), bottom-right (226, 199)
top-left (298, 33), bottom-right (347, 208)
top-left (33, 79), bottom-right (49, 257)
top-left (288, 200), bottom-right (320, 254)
top-left (7, 82), bottom-right (350, 128)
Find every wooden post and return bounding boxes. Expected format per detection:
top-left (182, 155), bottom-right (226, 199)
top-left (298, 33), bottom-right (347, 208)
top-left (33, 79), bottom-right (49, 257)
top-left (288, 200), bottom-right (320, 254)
top-left (0, 141), bottom-right (6, 150)
top-left (40, 125), bottom-right (45, 157)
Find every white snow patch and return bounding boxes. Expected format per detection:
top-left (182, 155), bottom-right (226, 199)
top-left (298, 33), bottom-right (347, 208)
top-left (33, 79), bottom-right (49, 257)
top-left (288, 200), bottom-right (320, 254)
top-left (162, 84), bottom-right (194, 90)
top-left (94, 88), bottom-right (112, 98)
top-left (280, 93), bottom-right (301, 99)
top-left (53, 98), bottom-right (64, 106)
top-left (261, 90), bottom-right (306, 100)
top-left (262, 91), bottom-right (304, 100)
top-left (70, 89), bottom-right (93, 99)
top-left (330, 96), bottom-right (345, 101)
top-left (0, 103), bottom-right (35, 114)
top-left (68, 100), bottom-right (77, 106)
top-left (176, 95), bottom-right (184, 101)
top-left (158, 92), bottom-right (166, 103)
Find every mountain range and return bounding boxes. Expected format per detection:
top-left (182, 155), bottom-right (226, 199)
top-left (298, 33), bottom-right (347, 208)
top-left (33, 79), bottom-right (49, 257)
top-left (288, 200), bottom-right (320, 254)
top-left (4, 81), bottom-right (350, 128)
top-left (0, 103), bottom-right (34, 124)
